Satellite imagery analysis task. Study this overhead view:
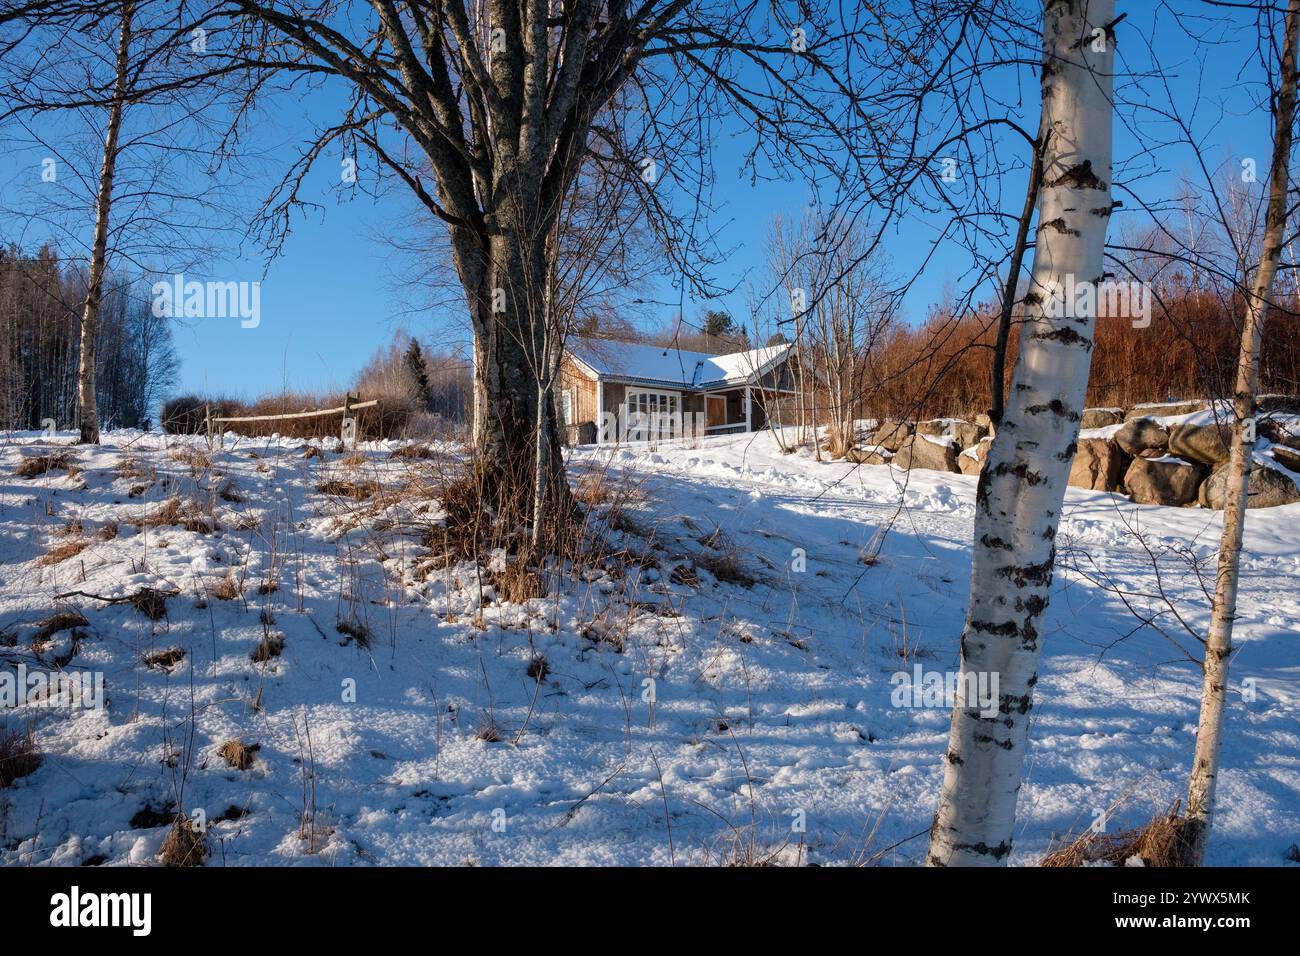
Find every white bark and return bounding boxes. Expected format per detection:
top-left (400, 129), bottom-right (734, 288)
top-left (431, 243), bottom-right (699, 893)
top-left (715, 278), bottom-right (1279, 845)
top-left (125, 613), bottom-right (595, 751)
top-left (77, 1), bottom-right (133, 445)
top-left (927, 0), bottom-right (1115, 866)
top-left (1183, 0), bottom-right (1300, 866)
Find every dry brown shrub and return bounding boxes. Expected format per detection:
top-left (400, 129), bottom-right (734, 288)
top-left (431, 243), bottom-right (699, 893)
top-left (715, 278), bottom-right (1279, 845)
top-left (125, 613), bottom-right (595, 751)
top-left (143, 646), bottom-right (185, 670)
top-left (159, 816), bottom-right (207, 867)
top-left (38, 538), bottom-right (90, 567)
top-left (217, 739), bottom-right (259, 770)
top-left (0, 727), bottom-right (41, 787)
top-left (1041, 804), bottom-right (1194, 867)
top-left (318, 478), bottom-right (381, 500)
top-left (16, 451), bottom-right (73, 479)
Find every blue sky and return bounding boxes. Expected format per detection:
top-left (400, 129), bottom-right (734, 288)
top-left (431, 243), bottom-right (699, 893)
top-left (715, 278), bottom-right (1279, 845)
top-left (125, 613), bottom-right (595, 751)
top-left (1, 2), bottom-right (1280, 398)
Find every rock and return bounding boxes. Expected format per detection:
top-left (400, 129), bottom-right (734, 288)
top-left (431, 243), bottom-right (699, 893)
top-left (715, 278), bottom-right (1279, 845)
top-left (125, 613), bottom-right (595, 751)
top-left (1068, 437), bottom-right (1128, 491)
top-left (1256, 394), bottom-right (1300, 414)
top-left (871, 419), bottom-right (914, 452)
top-left (950, 420), bottom-right (989, 448)
top-left (845, 448), bottom-right (891, 466)
top-left (1125, 400), bottom-right (1208, 421)
top-left (894, 434), bottom-right (960, 473)
top-left (1168, 420), bottom-right (1234, 465)
top-left (1259, 416), bottom-right (1300, 451)
top-left (1080, 407), bottom-right (1125, 429)
top-left (958, 437), bottom-right (993, 476)
top-left (1125, 457), bottom-right (1205, 506)
top-left (914, 419), bottom-right (950, 438)
top-left (1271, 444), bottom-right (1300, 472)
top-left (1114, 417), bottom-right (1170, 458)
top-left (1199, 460), bottom-right (1300, 509)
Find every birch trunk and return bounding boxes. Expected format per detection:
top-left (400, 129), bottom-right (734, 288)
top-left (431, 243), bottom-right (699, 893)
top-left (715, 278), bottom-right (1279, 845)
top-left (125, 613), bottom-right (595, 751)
top-left (1183, 0), bottom-right (1300, 866)
top-left (927, 0), bottom-right (1115, 866)
top-left (77, 1), bottom-right (133, 445)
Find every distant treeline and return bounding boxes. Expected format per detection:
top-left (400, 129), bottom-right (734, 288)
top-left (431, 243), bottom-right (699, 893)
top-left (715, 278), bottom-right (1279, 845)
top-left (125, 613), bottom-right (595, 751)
top-left (162, 330), bottom-right (472, 440)
top-left (0, 245), bottom-right (177, 431)
top-left (838, 289), bottom-right (1300, 423)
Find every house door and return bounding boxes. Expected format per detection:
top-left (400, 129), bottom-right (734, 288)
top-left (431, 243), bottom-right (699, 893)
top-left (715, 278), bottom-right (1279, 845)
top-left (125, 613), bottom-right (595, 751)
top-left (706, 395), bottom-right (727, 427)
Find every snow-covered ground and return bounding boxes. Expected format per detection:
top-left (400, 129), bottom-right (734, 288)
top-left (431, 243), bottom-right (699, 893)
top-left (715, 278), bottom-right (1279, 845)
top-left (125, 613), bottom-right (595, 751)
top-left (0, 427), bottom-right (1297, 866)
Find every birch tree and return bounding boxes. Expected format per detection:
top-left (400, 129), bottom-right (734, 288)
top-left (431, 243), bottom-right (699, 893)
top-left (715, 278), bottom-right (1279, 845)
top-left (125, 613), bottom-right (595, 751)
top-left (1182, 0), bottom-right (1300, 866)
top-left (927, 0), bottom-right (1118, 866)
top-left (75, 0), bottom-right (133, 444)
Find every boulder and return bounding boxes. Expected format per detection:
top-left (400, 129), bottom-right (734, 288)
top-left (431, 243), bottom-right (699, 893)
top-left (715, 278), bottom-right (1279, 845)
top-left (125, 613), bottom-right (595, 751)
top-left (845, 448), bottom-right (891, 466)
top-left (1068, 437), bottom-right (1128, 491)
top-left (1080, 407), bottom-right (1125, 430)
top-left (893, 434), bottom-right (960, 473)
top-left (958, 437), bottom-right (993, 476)
top-left (914, 419), bottom-right (951, 438)
top-left (1259, 416), bottom-right (1300, 451)
top-left (1168, 420), bottom-right (1234, 465)
top-left (1125, 457), bottom-right (1205, 506)
top-left (949, 420), bottom-right (989, 449)
top-left (1271, 444), bottom-right (1300, 473)
top-left (1125, 400), bottom-right (1208, 421)
top-left (871, 419), bottom-right (914, 452)
top-left (1256, 394), bottom-right (1300, 414)
top-left (1199, 460), bottom-right (1300, 509)
top-left (1114, 417), bottom-right (1170, 458)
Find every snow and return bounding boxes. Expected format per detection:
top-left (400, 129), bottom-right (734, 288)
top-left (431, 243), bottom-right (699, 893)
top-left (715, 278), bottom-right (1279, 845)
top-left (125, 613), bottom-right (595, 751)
top-left (569, 338), bottom-right (790, 388)
top-left (0, 428), bottom-right (1297, 867)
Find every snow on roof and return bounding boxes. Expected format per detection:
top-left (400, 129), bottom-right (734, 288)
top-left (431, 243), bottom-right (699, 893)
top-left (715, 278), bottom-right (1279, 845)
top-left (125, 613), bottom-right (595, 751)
top-left (568, 337), bottom-right (791, 389)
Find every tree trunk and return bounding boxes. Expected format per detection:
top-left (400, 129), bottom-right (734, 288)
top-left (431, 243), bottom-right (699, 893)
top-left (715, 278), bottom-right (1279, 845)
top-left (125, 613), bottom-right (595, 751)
top-left (77, 1), bottom-right (132, 445)
top-left (1183, 0), bottom-right (1300, 866)
top-left (927, 0), bottom-right (1115, 866)
top-left (457, 222), bottom-right (570, 535)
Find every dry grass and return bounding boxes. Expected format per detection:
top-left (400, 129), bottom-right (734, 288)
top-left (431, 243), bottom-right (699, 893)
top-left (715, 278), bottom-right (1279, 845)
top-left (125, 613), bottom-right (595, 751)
top-left (32, 611), bottom-right (88, 644)
top-left (697, 547), bottom-right (756, 588)
top-left (37, 538), bottom-right (90, 567)
top-left (130, 588), bottom-right (173, 620)
top-left (167, 447), bottom-right (211, 471)
top-left (1041, 804), bottom-right (1194, 867)
top-left (143, 646), bottom-right (185, 670)
top-left (211, 574), bottom-right (243, 601)
top-left (490, 560), bottom-right (545, 604)
top-left (159, 816), bottom-right (207, 867)
top-left (134, 496), bottom-right (215, 534)
top-left (336, 620), bottom-right (371, 648)
top-left (217, 480), bottom-right (245, 503)
top-left (217, 739), bottom-right (259, 770)
top-left (318, 478), bottom-right (381, 500)
top-left (0, 727), bottom-right (42, 787)
top-left (251, 631), bottom-right (284, 663)
top-left (390, 443), bottom-right (433, 460)
top-left (16, 451), bottom-right (73, 479)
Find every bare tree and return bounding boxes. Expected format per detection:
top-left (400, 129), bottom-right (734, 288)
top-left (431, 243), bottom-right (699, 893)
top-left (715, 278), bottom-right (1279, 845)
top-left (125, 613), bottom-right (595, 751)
top-left (1183, 0), bottom-right (1300, 866)
top-left (74, 0), bottom-right (133, 443)
top-left (231, 1), bottom-right (916, 537)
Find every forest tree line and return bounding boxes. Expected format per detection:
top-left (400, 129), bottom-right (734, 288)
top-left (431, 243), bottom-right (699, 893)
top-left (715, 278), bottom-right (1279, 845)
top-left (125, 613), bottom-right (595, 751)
top-left (0, 244), bottom-right (177, 431)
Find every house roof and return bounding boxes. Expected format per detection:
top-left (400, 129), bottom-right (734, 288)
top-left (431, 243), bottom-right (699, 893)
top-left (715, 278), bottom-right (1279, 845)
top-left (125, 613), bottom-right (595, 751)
top-left (568, 338), bottom-right (792, 390)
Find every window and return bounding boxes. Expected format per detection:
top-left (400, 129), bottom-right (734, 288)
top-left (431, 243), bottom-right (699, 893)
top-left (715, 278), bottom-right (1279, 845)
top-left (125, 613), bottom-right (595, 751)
top-left (624, 389), bottom-right (680, 440)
